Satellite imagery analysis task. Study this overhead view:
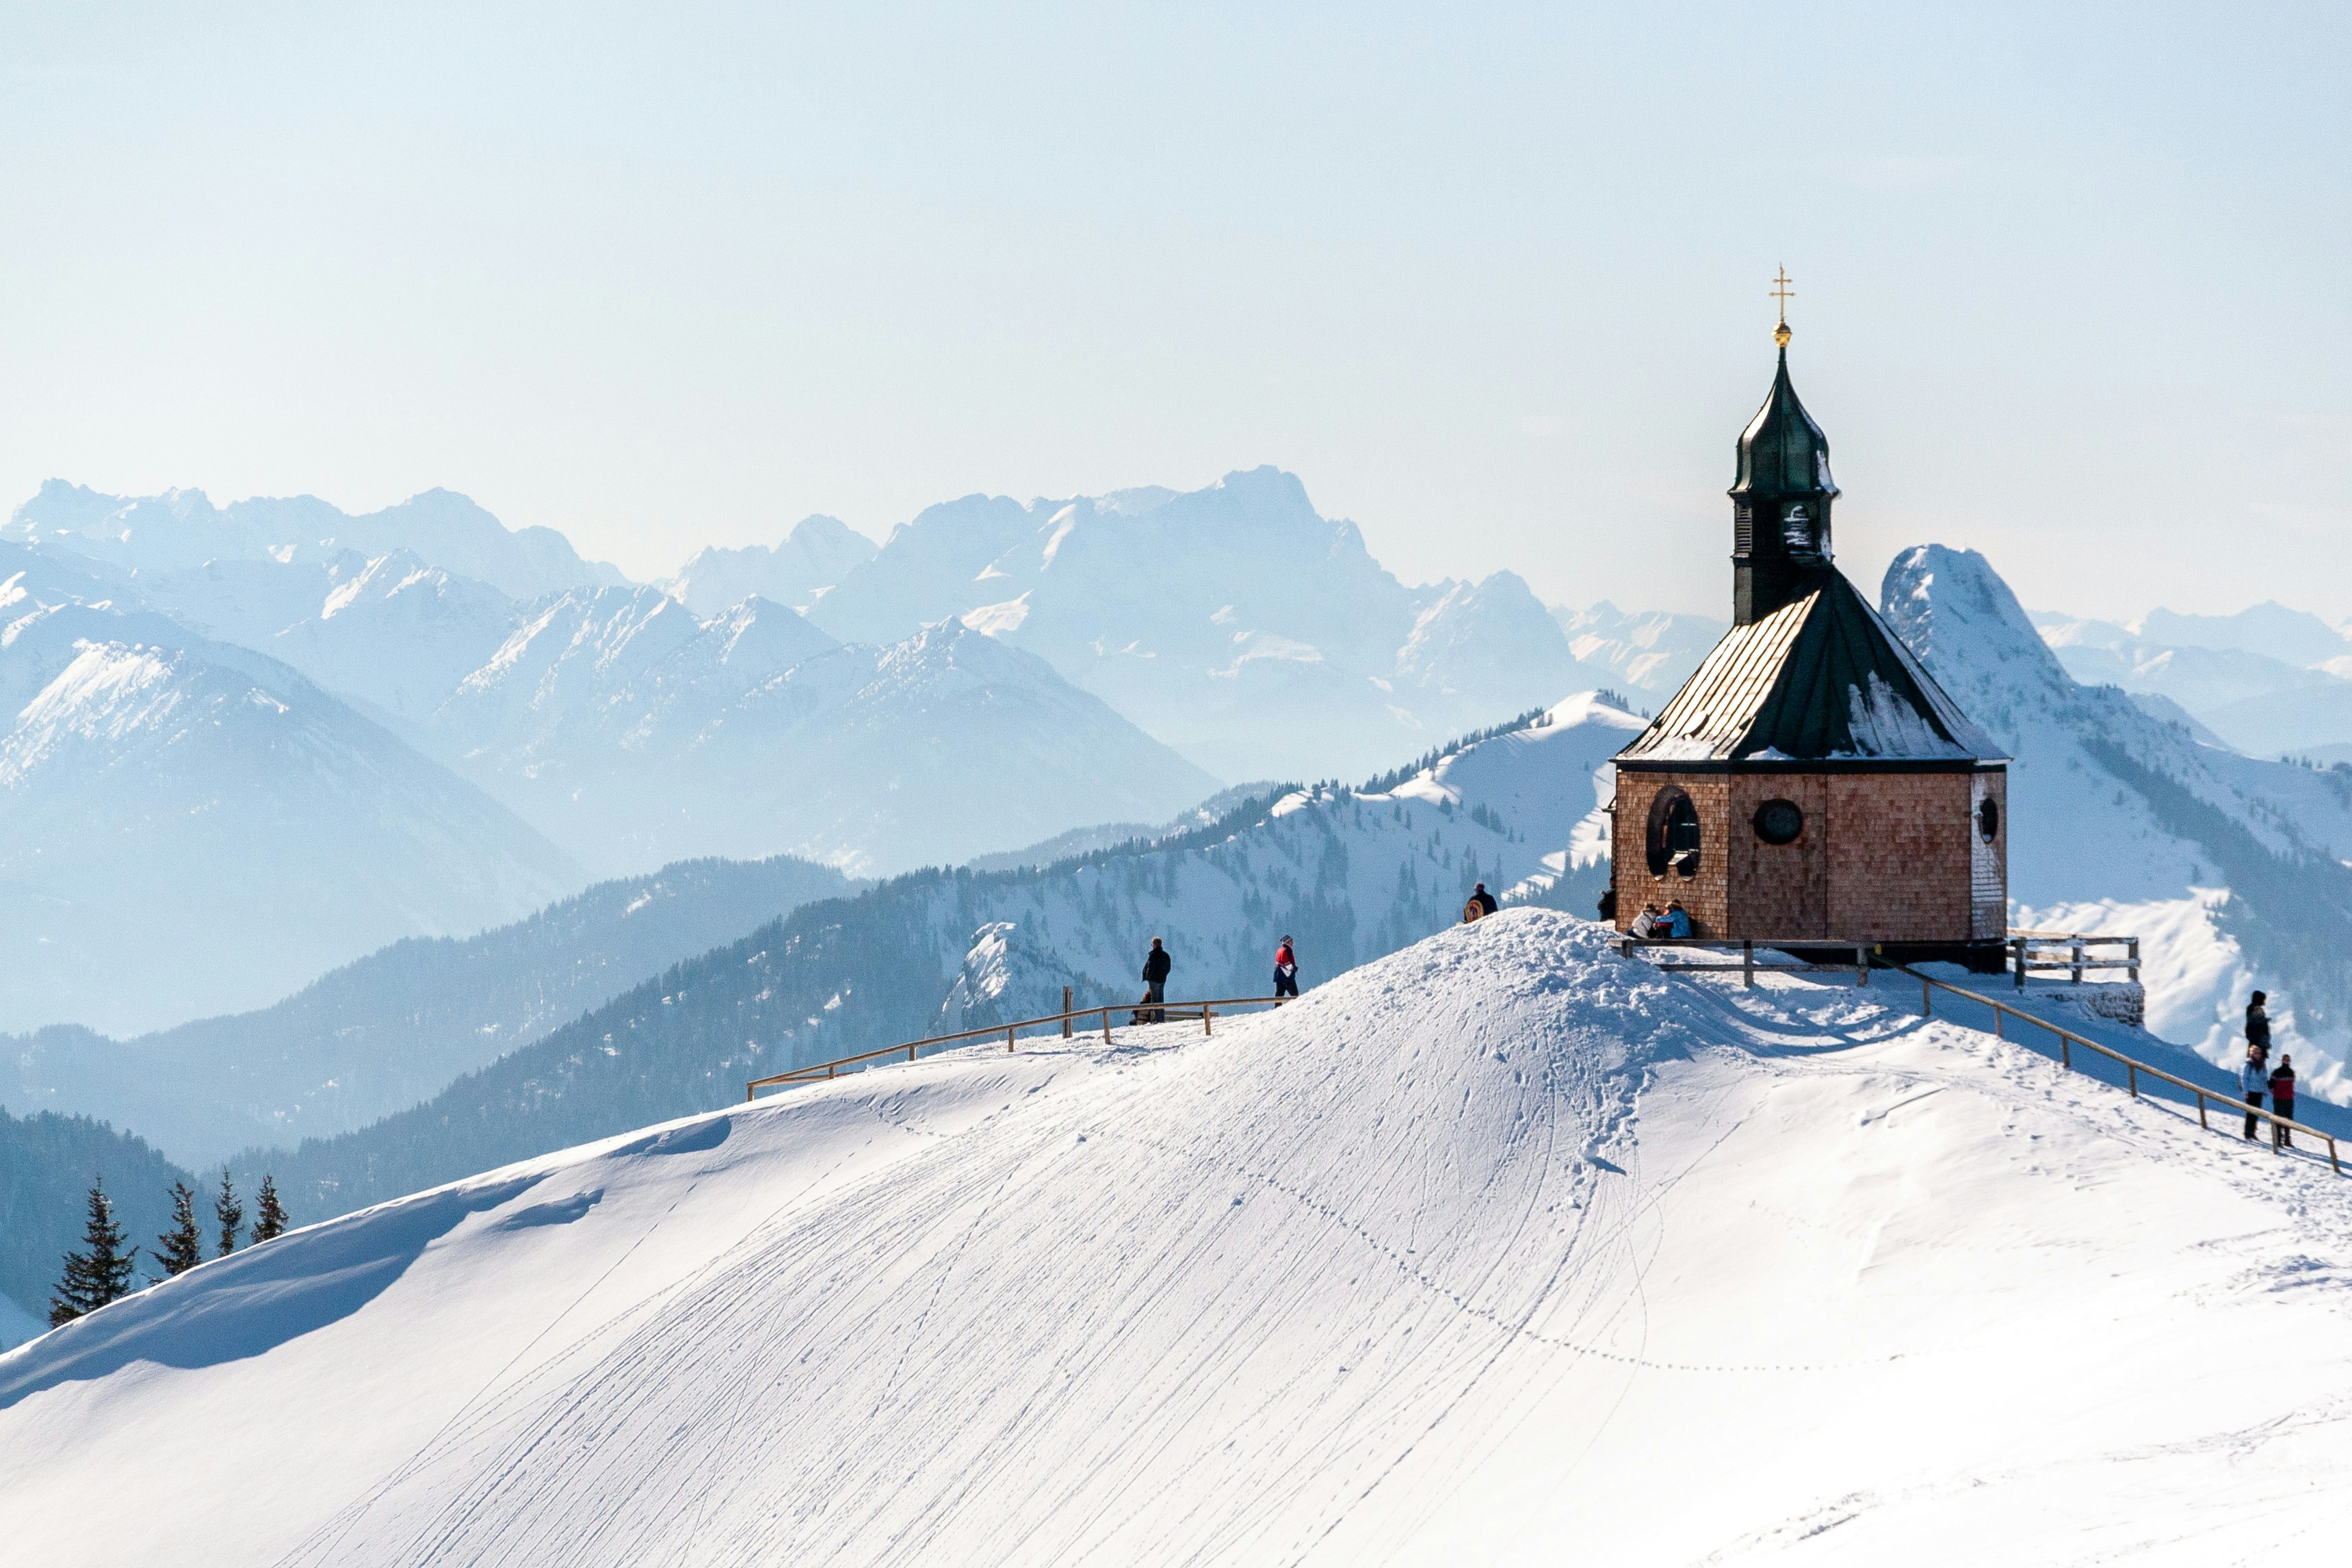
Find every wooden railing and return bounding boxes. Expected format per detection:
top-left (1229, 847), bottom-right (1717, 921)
top-left (1910, 969), bottom-right (2340, 1175)
top-left (2009, 930), bottom-right (2140, 987)
top-left (745, 995), bottom-right (1288, 1101)
top-left (1619, 937), bottom-right (1870, 987)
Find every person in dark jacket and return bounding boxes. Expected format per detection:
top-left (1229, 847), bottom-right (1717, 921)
top-left (1468, 883), bottom-right (1499, 917)
top-left (2240, 1051), bottom-right (2269, 1140)
top-left (1596, 887), bottom-right (1617, 923)
top-left (2269, 1055), bottom-right (2297, 1149)
top-left (1142, 937), bottom-right (1172, 1023)
top-left (2247, 991), bottom-right (2272, 1058)
top-left (1273, 937), bottom-right (1300, 1001)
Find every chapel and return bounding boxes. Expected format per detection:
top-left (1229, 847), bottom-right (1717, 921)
top-left (1610, 291), bottom-right (2009, 967)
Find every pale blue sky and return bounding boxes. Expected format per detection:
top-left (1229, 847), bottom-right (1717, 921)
top-left (1, 3), bottom-right (2344, 619)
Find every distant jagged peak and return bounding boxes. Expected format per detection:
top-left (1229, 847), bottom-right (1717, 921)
top-left (5, 481), bottom-right (620, 601)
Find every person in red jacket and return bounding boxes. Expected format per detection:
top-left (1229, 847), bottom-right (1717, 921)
top-left (2269, 1055), bottom-right (2297, 1149)
top-left (1272, 937), bottom-right (1300, 1001)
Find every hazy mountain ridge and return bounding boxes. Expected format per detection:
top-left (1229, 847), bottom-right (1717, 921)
top-left (5, 482), bottom-right (626, 601)
top-left (800, 467), bottom-right (1612, 781)
top-left (5, 854), bottom-right (858, 1168)
top-left (0, 546), bottom-right (584, 1036)
top-left (664, 514), bottom-right (877, 615)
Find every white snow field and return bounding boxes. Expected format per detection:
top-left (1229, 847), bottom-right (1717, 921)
top-left (4, 911), bottom-right (2349, 1566)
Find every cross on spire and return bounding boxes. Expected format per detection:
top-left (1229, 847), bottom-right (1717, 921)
top-left (1770, 267), bottom-right (1794, 345)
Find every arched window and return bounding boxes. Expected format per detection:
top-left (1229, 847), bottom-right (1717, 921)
top-left (1978, 797), bottom-right (2000, 843)
top-left (1753, 798), bottom-right (1804, 846)
top-left (1646, 786), bottom-right (1701, 877)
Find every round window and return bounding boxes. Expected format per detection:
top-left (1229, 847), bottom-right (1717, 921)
top-left (1978, 797), bottom-right (2000, 843)
top-left (1753, 798), bottom-right (1804, 846)
top-left (1645, 786), bottom-right (1702, 878)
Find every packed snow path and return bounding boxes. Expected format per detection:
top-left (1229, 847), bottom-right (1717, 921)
top-left (5, 911), bottom-right (2350, 1565)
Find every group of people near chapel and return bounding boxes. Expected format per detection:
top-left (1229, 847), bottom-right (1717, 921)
top-left (2238, 991), bottom-right (2301, 1147)
top-left (1623, 901), bottom-right (1691, 939)
top-left (1128, 932), bottom-right (1302, 1024)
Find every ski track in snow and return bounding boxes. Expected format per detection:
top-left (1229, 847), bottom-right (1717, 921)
top-left (3, 911), bottom-right (2351, 1566)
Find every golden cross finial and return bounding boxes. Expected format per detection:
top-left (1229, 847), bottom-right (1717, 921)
top-left (1770, 267), bottom-right (1794, 346)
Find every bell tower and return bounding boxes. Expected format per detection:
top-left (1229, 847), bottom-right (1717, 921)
top-left (1610, 273), bottom-right (2011, 970)
top-left (1728, 269), bottom-right (1840, 626)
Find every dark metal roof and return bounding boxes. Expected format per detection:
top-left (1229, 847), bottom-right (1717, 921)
top-left (1731, 348), bottom-right (1839, 500)
top-left (1615, 568), bottom-right (2004, 765)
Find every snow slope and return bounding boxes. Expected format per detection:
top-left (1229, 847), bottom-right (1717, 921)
top-left (5, 912), bottom-right (2346, 1565)
top-left (231, 694), bottom-right (1643, 1222)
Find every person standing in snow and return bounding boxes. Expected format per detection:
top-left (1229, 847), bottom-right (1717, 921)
top-left (1142, 937), bottom-right (1172, 1023)
top-left (1273, 937), bottom-right (1300, 1001)
top-left (2246, 991), bottom-right (2272, 1058)
top-left (2269, 1056), bottom-right (2297, 1149)
top-left (2240, 1051), bottom-right (2270, 1140)
top-left (1596, 887), bottom-right (1617, 923)
top-left (1461, 883), bottom-right (1499, 923)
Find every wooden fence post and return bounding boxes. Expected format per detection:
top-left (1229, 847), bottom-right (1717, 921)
top-left (2128, 938), bottom-right (2141, 984)
top-left (1063, 986), bottom-right (1073, 1040)
top-left (2014, 937), bottom-right (2026, 990)
top-left (1203, 1005), bottom-right (1214, 1037)
top-left (1101, 1007), bottom-right (1112, 1045)
top-left (1008, 1026), bottom-right (1016, 1054)
top-left (1742, 940), bottom-right (1755, 988)
top-left (1921, 975), bottom-right (1931, 1016)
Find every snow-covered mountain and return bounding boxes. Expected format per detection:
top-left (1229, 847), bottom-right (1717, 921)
top-left (5, 482), bottom-right (626, 600)
top-left (2034, 601), bottom-right (2352, 759)
top-left (9, 914), bottom-right (2348, 1565)
top-left (1888, 545), bottom-right (2352, 1102)
top-left (1547, 600), bottom-right (1726, 698)
top-left (0, 546), bottom-right (583, 1036)
top-left (664, 514), bottom-right (877, 615)
top-left (220, 693), bottom-right (1641, 1221)
top-left (5, 854), bottom-right (856, 1168)
top-left (428, 599), bottom-right (1220, 876)
top-left (805, 467), bottom-right (1604, 781)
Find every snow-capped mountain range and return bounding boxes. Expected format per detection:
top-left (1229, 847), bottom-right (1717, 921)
top-left (796, 467), bottom-right (1612, 781)
top-left (2033, 598), bottom-right (2352, 761)
top-left (0, 544), bottom-right (581, 1036)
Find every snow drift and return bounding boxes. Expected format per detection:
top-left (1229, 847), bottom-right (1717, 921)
top-left (5, 911), bottom-right (2347, 1565)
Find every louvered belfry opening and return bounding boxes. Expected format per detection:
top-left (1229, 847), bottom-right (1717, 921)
top-left (1609, 335), bottom-right (2011, 969)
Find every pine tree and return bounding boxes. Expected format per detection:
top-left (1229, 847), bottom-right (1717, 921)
top-left (251, 1175), bottom-right (288, 1243)
top-left (213, 1169), bottom-right (244, 1259)
top-left (154, 1179), bottom-right (204, 1278)
top-left (49, 1179), bottom-right (140, 1327)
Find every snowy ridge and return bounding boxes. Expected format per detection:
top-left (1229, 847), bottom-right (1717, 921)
top-left (1886, 546), bottom-right (2352, 1103)
top-left (5, 913), bottom-right (2347, 1564)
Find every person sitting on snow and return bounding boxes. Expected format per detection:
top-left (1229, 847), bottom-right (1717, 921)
top-left (1665, 902), bottom-right (1693, 939)
top-left (1628, 904), bottom-right (1660, 939)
